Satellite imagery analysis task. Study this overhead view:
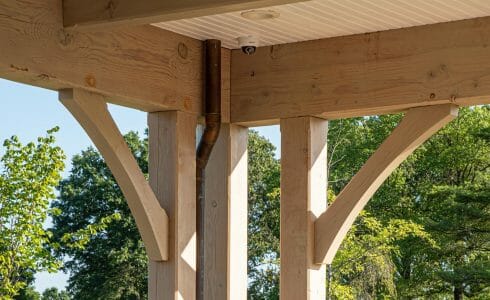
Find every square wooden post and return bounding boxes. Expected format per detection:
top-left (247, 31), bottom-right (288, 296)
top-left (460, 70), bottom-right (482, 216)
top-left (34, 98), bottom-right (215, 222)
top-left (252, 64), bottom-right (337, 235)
top-left (204, 124), bottom-right (248, 299)
top-left (148, 111), bottom-right (197, 300)
top-left (280, 117), bottom-right (328, 300)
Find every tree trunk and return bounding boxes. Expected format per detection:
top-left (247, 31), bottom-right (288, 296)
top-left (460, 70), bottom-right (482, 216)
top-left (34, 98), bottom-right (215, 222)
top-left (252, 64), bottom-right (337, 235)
top-left (454, 286), bottom-right (463, 300)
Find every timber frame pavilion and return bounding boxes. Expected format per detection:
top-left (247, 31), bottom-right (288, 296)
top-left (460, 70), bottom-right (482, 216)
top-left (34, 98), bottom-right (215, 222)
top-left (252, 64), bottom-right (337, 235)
top-left (2, 0), bottom-right (490, 299)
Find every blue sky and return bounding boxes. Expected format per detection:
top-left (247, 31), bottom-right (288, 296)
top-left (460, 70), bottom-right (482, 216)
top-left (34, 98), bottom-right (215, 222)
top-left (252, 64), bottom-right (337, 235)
top-left (0, 79), bottom-right (279, 292)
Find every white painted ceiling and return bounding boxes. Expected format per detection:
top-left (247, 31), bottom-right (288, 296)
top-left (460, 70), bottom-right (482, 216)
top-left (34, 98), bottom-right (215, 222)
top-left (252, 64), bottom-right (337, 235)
top-left (153, 0), bottom-right (490, 49)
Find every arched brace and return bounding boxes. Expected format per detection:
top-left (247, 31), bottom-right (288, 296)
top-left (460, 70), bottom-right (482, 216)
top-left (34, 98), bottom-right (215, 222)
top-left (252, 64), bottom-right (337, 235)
top-left (314, 104), bottom-right (459, 264)
top-left (59, 89), bottom-right (168, 261)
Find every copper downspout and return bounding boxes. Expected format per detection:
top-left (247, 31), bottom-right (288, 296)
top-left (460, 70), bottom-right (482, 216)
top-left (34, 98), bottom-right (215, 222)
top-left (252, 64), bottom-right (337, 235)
top-left (196, 39), bottom-right (221, 300)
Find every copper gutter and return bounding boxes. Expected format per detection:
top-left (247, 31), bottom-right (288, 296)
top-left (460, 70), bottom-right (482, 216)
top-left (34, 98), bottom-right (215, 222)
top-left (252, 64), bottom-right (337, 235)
top-left (196, 39), bottom-right (221, 300)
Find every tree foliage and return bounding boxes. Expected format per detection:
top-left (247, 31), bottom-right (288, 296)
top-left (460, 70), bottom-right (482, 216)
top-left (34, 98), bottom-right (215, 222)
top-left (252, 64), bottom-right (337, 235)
top-left (247, 106), bottom-right (489, 299)
top-left (15, 286), bottom-right (70, 300)
top-left (327, 106), bottom-right (490, 299)
top-left (0, 128), bottom-right (65, 299)
top-left (41, 287), bottom-right (70, 300)
top-left (247, 131), bottom-right (280, 299)
top-left (412, 107), bottom-right (490, 299)
top-left (51, 132), bottom-right (148, 300)
top-left (15, 285), bottom-right (40, 300)
top-left (47, 106), bottom-right (489, 299)
top-left (328, 207), bottom-right (435, 299)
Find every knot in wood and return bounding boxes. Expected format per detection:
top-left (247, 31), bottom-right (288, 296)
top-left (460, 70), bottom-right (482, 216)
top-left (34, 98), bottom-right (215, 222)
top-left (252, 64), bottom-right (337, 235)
top-left (178, 43), bottom-right (188, 59)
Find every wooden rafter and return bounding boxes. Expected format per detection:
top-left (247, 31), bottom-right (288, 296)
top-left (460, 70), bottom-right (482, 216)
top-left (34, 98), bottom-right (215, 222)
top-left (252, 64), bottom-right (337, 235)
top-left (231, 17), bottom-right (490, 125)
top-left (63, 0), bottom-right (307, 29)
top-left (60, 89), bottom-right (169, 262)
top-left (314, 104), bottom-right (458, 265)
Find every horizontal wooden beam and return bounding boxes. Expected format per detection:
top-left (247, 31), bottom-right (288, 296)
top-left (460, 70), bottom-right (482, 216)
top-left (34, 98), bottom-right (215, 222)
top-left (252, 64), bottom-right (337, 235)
top-left (63, 0), bottom-right (305, 29)
top-left (231, 16), bottom-right (490, 125)
top-left (0, 0), bottom-right (204, 114)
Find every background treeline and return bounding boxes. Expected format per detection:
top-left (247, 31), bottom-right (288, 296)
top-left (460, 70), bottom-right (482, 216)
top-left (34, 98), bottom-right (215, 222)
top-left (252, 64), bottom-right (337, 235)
top-left (2, 106), bottom-right (488, 299)
top-left (248, 106), bottom-right (489, 299)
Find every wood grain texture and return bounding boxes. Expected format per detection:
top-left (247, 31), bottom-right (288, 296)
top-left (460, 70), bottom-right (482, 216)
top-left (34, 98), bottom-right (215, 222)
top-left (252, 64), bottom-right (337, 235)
top-left (0, 0), bottom-right (203, 113)
top-left (280, 117), bottom-right (327, 300)
top-left (62, 0), bottom-right (306, 29)
top-left (148, 111), bottom-right (197, 300)
top-left (59, 89), bottom-right (168, 261)
top-left (231, 16), bottom-right (490, 125)
top-left (221, 48), bottom-right (232, 124)
top-left (204, 124), bottom-right (248, 299)
top-left (227, 125), bottom-right (248, 299)
top-left (314, 104), bottom-right (458, 265)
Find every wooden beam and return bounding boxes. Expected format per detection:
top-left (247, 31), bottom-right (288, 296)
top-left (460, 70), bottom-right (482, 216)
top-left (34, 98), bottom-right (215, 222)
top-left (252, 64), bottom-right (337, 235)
top-left (280, 117), bottom-right (327, 299)
top-left (0, 0), bottom-right (203, 113)
top-left (314, 104), bottom-right (458, 265)
top-left (62, 0), bottom-right (306, 29)
top-left (148, 111), bottom-right (197, 299)
top-left (59, 88), bottom-right (168, 261)
top-left (231, 17), bottom-right (490, 125)
top-left (204, 124), bottom-right (248, 299)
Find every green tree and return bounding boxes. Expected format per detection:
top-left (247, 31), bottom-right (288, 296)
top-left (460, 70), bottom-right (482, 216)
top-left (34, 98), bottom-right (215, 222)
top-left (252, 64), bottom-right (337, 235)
top-left (247, 131), bottom-right (280, 299)
top-left (0, 128), bottom-right (65, 299)
top-left (41, 287), bottom-right (70, 300)
top-left (328, 209), bottom-right (434, 299)
top-left (48, 106), bottom-right (489, 299)
top-left (51, 131), bottom-right (148, 300)
top-left (423, 186), bottom-right (490, 299)
top-left (15, 285), bottom-right (40, 300)
top-left (325, 115), bottom-right (423, 299)
top-left (326, 107), bottom-right (490, 299)
top-left (13, 273), bottom-right (37, 300)
top-left (414, 107), bottom-right (490, 299)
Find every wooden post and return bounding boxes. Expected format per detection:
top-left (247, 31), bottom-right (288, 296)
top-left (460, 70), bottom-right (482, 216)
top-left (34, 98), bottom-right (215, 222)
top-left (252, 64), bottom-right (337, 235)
top-left (204, 124), bottom-right (248, 299)
top-left (280, 117), bottom-right (328, 300)
top-left (148, 111), bottom-right (197, 300)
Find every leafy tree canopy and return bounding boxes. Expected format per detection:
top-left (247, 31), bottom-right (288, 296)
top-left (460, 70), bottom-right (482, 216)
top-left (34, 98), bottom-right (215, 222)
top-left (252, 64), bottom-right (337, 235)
top-left (51, 131), bottom-right (148, 300)
top-left (14, 285), bottom-right (40, 300)
top-left (0, 128), bottom-right (65, 299)
top-left (41, 287), bottom-right (70, 300)
top-left (48, 106), bottom-right (489, 299)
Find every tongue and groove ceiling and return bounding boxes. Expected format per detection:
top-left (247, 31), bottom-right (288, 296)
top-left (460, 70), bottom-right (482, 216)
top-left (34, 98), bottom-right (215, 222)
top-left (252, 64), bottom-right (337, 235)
top-left (153, 0), bottom-right (490, 49)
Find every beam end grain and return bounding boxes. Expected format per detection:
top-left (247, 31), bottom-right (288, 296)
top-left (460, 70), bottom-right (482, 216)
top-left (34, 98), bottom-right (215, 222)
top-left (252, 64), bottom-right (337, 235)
top-left (59, 89), bottom-right (169, 261)
top-left (314, 104), bottom-right (458, 265)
